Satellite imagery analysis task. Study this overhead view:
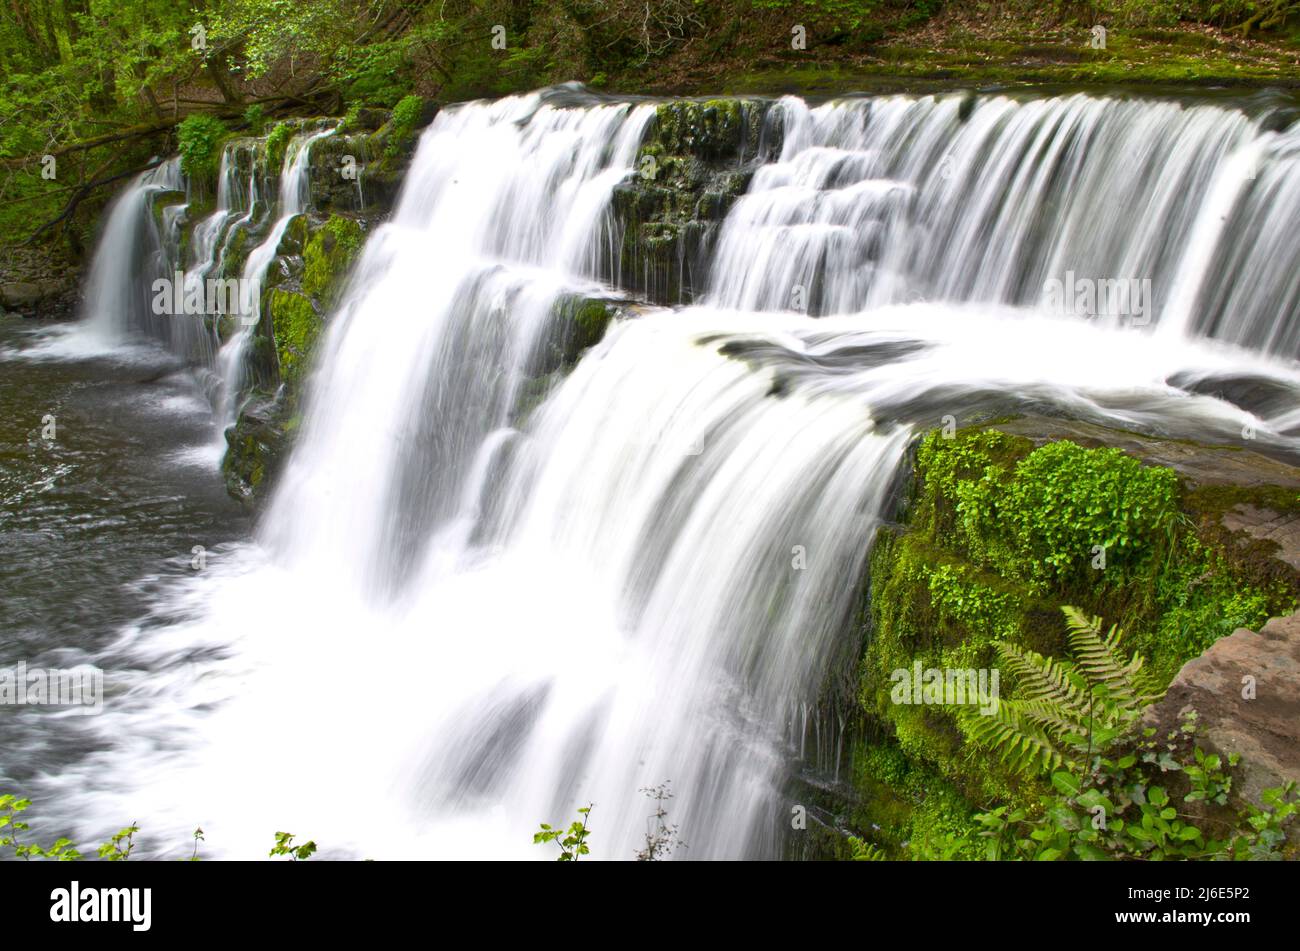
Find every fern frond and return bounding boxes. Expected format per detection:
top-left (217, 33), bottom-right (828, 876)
top-left (1014, 697), bottom-right (1093, 739)
top-left (993, 640), bottom-right (1091, 718)
top-left (960, 698), bottom-right (1069, 776)
top-left (1061, 606), bottom-right (1164, 712)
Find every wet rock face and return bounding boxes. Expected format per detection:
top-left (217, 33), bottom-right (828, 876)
top-left (0, 243), bottom-right (81, 319)
top-left (221, 212), bottom-right (366, 502)
top-left (1142, 611), bottom-right (1300, 845)
top-left (1222, 505), bottom-right (1300, 573)
top-left (609, 98), bottom-right (777, 305)
top-left (222, 391), bottom-right (290, 501)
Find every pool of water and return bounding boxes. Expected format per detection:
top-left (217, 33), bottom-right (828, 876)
top-left (0, 317), bottom-right (248, 794)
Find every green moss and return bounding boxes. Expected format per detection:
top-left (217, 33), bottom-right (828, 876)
top-left (854, 422), bottom-right (1300, 836)
top-left (267, 289), bottom-right (320, 386)
top-left (848, 736), bottom-right (993, 860)
top-left (571, 299), bottom-right (613, 353)
top-left (218, 225), bottom-right (253, 290)
top-left (302, 216), bottom-right (364, 305)
top-left (385, 94), bottom-right (424, 159)
top-left (150, 190), bottom-right (187, 231)
top-left (265, 122), bottom-right (293, 176)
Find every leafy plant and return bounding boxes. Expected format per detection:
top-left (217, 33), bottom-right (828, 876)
top-left (384, 94), bottom-right (424, 158)
top-left (98, 824), bottom-right (140, 861)
top-left (847, 836), bottom-right (886, 860)
top-left (1230, 782), bottom-right (1298, 860)
top-left (1185, 745), bottom-right (1239, 806)
top-left (265, 121), bottom-right (294, 175)
top-left (961, 606), bottom-right (1162, 775)
top-left (243, 103), bottom-right (268, 135)
top-left (534, 804), bottom-right (593, 861)
top-left (177, 114), bottom-right (229, 183)
top-left (0, 794), bottom-right (81, 861)
top-left (269, 830), bottom-right (317, 860)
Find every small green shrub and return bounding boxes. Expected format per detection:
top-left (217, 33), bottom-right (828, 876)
top-left (242, 103), bottom-right (268, 135)
top-left (384, 94), bottom-right (425, 158)
top-left (265, 122), bottom-right (294, 175)
top-left (533, 804), bottom-right (593, 861)
top-left (176, 114), bottom-right (228, 183)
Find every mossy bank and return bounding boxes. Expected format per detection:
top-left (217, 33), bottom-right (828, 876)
top-left (816, 417), bottom-right (1300, 859)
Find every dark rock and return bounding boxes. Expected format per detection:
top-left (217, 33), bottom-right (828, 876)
top-left (609, 98), bottom-right (771, 305)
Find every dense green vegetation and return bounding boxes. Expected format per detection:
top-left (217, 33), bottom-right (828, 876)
top-left (3, 2), bottom-right (1298, 256)
top-left (844, 424), bottom-right (1299, 859)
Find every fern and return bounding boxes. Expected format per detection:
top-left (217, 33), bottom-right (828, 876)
top-left (1062, 605), bottom-right (1162, 711)
top-left (847, 836), bottom-right (886, 861)
top-left (960, 606), bottom-right (1164, 777)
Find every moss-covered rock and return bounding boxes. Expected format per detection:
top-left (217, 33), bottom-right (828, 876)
top-left (266, 288), bottom-right (321, 387)
top-left (301, 215), bottom-right (364, 307)
top-left (609, 98), bottom-right (772, 305)
top-left (220, 212), bottom-right (368, 504)
top-left (150, 190), bottom-right (188, 232)
top-left (845, 417), bottom-right (1300, 850)
top-left (510, 293), bottom-right (621, 427)
top-left (221, 390), bottom-right (295, 502)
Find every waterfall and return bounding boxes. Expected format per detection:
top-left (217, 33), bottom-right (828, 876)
top-left (80, 157), bottom-right (184, 345)
top-left (74, 125), bottom-right (334, 432)
top-left (53, 88), bottom-right (1300, 860)
top-left (184, 139), bottom-right (259, 306)
top-left (704, 92), bottom-right (1297, 347)
top-left (215, 127), bottom-right (336, 428)
top-left (262, 96), bottom-right (652, 592)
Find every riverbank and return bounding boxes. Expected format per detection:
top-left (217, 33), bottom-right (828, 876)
top-left (627, 14), bottom-right (1300, 96)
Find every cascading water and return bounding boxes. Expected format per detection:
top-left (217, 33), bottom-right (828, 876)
top-left (183, 139), bottom-right (258, 305)
top-left (30, 88), bottom-right (1300, 859)
top-left (73, 125), bottom-right (333, 432)
top-left (705, 92), bottom-right (1296, 343)
top-left (80, 158), bottom-right (186, 347)
top-left (214, 127), bottom-right (336, 427)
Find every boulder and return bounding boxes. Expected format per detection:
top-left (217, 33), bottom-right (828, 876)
top-left (2, 280), bottom-right (62, 307)
top-left (1141, 611), bottom-right (1300, 843)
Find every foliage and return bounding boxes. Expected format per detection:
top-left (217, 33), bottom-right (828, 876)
top-left (936, 434), bottom-right (1183, 592)
top-left (879, 705), bottom-right (1299, 862)
top-left (880, 428), bottom-right (1297, 699)
top-left (269, 830), bottom-right (317, 860)
top-left (384, 94), bottom-right (424, 158)
top-left (856, 423), bottom-right (1300, 861)
top-left (97, 823), bottom-right (140, 860)
top-left (1231, 782), bottom-right (1298, 859)
top-left (264, 121), bottom-right (294, 174)
top-left (1184, 744), bottom-right (1239, 806)
top-left (0, 794), bottom-right (81, 860)
top-left (3, 793), bottom-right (318, 860)
top-left (301, 215), bottom-right (364, 304)
top-left (962, 608), bottom-right (1161, 776)
top-left (243, 103), bottom-right (268, 135)
top-left (3, 2), bottom-right (1298, 248)
top-left (847, 836), bottom-right (886, 860)
top-left (177, 114), bottom-right (229, 183)
top-left (534, 804), bottom-right (593, 861)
